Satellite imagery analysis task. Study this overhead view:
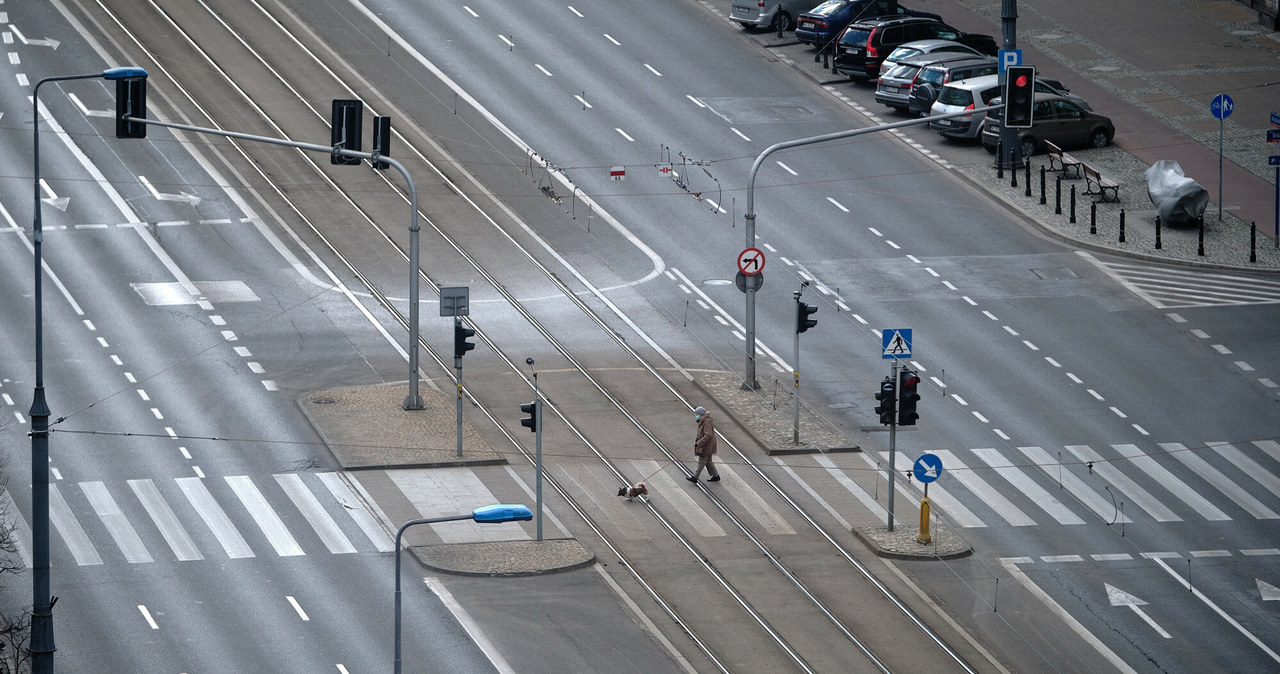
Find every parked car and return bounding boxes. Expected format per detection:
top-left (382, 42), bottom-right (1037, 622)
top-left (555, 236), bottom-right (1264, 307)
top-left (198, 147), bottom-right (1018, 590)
top-left (980, 93), bottom-right (1116, 157)
top-left (928, 74), bottom-right (1092, 139)
top-left (877, 38), bottom-right (982, 77)
top-left (874, 52), bottom-right (986, 112)
top-left (730, 0), bottom-right (813, 32)
top-left (833, 16), bottom-right (997, 80)
top-left (905, 56), bottom-right (998, 115)
top-left (795, 0), bottom-right (940, 47)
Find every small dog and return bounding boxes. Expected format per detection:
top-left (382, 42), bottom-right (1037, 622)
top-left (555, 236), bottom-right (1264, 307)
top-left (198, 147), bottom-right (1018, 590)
top-left (617, 482), bottom-right (648, 501)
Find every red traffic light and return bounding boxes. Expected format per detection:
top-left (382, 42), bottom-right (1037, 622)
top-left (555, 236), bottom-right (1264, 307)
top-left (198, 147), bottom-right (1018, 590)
top-left (1014, 74), bottom-right (1029, 88)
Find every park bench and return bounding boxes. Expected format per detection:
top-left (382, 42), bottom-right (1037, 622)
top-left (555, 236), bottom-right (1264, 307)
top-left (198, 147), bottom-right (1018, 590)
top-left (1082, 162), bottom-right (1120, 202)
top-left (1045, 140), bottom-right (1083, 178)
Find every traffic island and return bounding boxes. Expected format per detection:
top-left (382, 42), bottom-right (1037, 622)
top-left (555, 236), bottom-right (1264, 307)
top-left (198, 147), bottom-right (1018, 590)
top-left (413, 539), bottom-right (595, 576)
top-left (300, 382), bottom-right (507, 470)
top-left (852, 524), bottom-right (972, 561)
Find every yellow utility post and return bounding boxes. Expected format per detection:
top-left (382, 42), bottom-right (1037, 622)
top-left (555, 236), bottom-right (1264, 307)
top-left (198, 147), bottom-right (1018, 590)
top-left (917, 497), bottom-right (931, 544)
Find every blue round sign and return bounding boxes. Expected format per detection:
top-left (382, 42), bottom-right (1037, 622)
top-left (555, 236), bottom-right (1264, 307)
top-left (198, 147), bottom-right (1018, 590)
top-left (913, 453), bottom-right (943, 483)
top-left (1210, 94), bottom-right (1234, 120)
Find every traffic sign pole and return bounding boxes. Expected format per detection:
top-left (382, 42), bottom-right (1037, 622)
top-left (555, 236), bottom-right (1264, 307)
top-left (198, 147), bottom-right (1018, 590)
top-left (887, 359), bottom-right (898, 531)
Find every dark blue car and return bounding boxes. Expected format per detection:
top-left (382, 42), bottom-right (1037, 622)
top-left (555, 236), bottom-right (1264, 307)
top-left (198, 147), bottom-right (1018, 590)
top-left (795, 0), bottom-right (940, 47)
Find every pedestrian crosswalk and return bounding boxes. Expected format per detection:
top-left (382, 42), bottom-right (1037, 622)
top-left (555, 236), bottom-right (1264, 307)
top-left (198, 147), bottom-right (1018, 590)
top-left (0, 468), bottom-right (526, 569)
top-left (892, 440), bottom-right (1280, 530)
top-left (1081, 253), bottom-right (1280, 309)
top-left (4, 440), bottom-right (1279, 567)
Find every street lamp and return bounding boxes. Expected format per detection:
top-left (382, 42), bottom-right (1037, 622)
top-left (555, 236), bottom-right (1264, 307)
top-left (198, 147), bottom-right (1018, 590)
top-left (393, 504), bottom-right (533, 674)
top-left (29, 66), bottom-right (147, 674)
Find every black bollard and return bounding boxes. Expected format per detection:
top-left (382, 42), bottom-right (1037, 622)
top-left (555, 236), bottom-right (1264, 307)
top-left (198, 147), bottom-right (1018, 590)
top-left (1011, 156), bottom-right (1018, 188)
top-left (1198, 216), bottom-right (1205, 256)
top-left (1024, 161), bottom-right (1031, 197)
top-left (996, 140), bottom-right (1004, 179)
top-left (1119, 207), bottom-right (1125, 242)
top-left (1039, 165), bottom-right (1046, 205)
top-left (1251, 221), bottom-right (1257, 263)
top-left (1155, 215), bottom-right (1162, 249)
top-left (1070, 185), bottom-right (1076, 224)
top-left (1055, 175), bottom-right (1062, 215)
top-left (1090, 202), bottom-right (1097, 234)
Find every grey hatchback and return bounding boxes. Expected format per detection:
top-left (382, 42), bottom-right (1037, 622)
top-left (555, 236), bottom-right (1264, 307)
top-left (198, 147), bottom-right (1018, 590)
top-left (874, 52), bottom-right (986, 112)
top-left (980, 93), bottom-right (1116, 157)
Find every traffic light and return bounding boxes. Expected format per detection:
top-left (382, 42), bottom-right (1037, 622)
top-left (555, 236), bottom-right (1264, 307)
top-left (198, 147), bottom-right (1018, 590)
top-left (873, 377), bottom-right (896, 426)
top-left (115, 77), bottom-right (147, 139)
top-left (1004, 65), bottom-right (1036, 129)
top-left (372, 115), bottom-right (391, 170)
top-left (520, 400), bottom-right (539, 433)
top-left (898, 369), bottom-right (921, 426)
top-left (796, 301), bottom-right (818, 333)
top-left (330, 99), bottom-right (363, 165)
top-left (454, 320), bottom-right (475, 358)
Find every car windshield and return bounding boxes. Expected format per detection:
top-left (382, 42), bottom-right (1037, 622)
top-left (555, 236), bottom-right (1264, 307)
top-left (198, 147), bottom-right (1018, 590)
top-left (936, 87), bottom-right (974, 106)
top-left (882, 63), bottom-right (918, 79)
top-left (810, 0), bottom-right (847, 17)
top-left (840, 28), bottom-right (871, 45)
top-left (916, 67), bottom-right (945, 86)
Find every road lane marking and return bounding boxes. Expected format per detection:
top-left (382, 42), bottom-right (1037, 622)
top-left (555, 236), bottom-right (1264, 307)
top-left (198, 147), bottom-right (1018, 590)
top-left (49, 484), bottom-right (102, 566)
top-left (1152, 556), bottom-right (1280, 663)
top-left (276, 474), bottom-right (357, 554)
top-left (425, 577), bottom-right (515, 674)
top-left (138, 605), bottom-right (159, 630)
top-left (81, 481), bottom-right (153, 563)
top-left (1063, 445), bottom-right (1180, 522)
top-left (286, 595), bottom-right (310, 621)
top-left (972, 448), bottom-right (1084, 526)
top-left (177, 477), bottom-right (254, 559)
top-left (226, 476), bottom-right (304, 556)
top-left (1110, 444), bottom-right (1229, 521)
top-left (129, 479), bottom-right (203, 561)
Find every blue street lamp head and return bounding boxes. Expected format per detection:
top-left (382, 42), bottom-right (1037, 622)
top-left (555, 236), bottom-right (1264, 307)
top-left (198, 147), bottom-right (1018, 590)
top-left (103, 66), bottom-right (147, 80)
top-left (472, 504), bottom-right (533, 523)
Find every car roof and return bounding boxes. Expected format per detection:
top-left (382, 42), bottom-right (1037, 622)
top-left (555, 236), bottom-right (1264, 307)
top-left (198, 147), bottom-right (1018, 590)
top-left (940, 73), bottom-right (1001, 91)
top-left (920, 56), bottom-right (997, 71)
top-left (893, 39), bottom-right (972, 51)
top-left (896, 51), bottom-right (988, 67)
top-left (851, 15), bottom-right (940, 29)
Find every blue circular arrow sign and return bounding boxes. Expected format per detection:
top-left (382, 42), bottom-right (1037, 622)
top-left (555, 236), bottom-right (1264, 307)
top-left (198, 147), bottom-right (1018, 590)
top-left (913, 453), bottom-right (943, 483)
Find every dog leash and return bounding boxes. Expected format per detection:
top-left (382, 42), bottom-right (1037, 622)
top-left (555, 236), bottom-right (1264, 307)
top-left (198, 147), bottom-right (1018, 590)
top-left (628, 444), bottom-right (700, 487)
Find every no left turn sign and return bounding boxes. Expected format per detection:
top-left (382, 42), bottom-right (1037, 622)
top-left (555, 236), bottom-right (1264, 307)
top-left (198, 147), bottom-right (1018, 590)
top-left (738, 247), bottom-right (765, 276)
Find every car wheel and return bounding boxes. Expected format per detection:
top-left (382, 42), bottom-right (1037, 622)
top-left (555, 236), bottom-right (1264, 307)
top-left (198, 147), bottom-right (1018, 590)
top-left (770, 11), bottom-right (791, 32)
top-left (1020, 137), bottom-right (1037, 158)
top-left (1090, 128), bottom-right (1110, 148)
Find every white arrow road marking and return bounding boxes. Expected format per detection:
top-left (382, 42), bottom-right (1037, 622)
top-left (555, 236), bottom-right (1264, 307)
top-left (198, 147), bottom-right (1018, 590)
top-left (1259, 579), bottom-right (1280, 602)
top-left (9, 25), bottom-right (61, 49)
top-left (1105, 583), bottom-right (1171, 638)
top-left (39, 179), bottom-right (69, 212)
top-left (67, 92), bottom-right (113, 118)
top-left (138, 175), bottom-right (201, 206)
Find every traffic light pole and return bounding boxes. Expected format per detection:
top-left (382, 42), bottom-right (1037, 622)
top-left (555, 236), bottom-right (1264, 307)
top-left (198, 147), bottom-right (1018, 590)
top-left (533, 374), bottom-right (543, 542)
top-left (454, 318), bottom-right (464, 458)
top-left (887, 359), bottom-right (899, 531)
top-left (792, 289), bottom-right (802, 445)
top-left (744, 106), bottom-right (1001, 389)
top-left (123, 114), bottom-right (427, 410)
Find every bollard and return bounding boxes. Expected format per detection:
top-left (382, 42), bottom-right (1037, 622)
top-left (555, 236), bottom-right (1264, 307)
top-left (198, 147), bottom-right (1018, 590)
top-left (1011, 158), bottom-right (1018, 188)
top-left (1251, 221), bottom-right (1257, 263)
top-left (1119, 207), bottom-right (1125, 242)
top-left (1090, 202), bottom-right (1097, 234)
top-left (1055, 175), bottom-right (1062, 215)
top-left (1198, 216), bottom-right (1205, 256)
top-left (917, 497), bottom-right (932, 545)
top-left (1155, 215), bottom-right (1162, 249)
top-left (1024, 161), bottom-right (1031, 197)
top-left (1039, 165), bottom-right (1046, 205)
top-left (1070, 185), bottom-right (1076, 224)
top-left (996, 140), bottom-right (1004, 179)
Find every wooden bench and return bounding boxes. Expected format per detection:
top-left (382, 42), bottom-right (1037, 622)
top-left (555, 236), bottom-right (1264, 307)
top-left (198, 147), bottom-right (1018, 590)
top-left (1045, 140), bottom-right (1083, 178)
top-left (1082, 162), bottom-right (1120, 202)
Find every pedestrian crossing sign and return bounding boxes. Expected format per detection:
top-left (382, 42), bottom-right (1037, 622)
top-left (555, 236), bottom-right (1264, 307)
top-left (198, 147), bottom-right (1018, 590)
top-left (882, 329), bottom-right (912, 358)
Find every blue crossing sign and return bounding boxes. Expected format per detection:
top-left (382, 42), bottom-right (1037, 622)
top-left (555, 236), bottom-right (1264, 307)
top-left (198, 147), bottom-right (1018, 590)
top-left (913, 453), bottom-right (943, 483)
top-left (881, 329), bottom-right (912, 359)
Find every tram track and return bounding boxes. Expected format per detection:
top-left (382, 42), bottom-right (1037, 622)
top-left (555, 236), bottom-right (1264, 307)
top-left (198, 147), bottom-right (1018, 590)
top-left (82, 0), bottom-right (992, 670)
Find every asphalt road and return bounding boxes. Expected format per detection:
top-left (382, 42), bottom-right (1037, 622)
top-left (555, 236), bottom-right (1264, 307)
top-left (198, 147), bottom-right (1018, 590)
top-left (1, 0), bottom-right (1278, 672)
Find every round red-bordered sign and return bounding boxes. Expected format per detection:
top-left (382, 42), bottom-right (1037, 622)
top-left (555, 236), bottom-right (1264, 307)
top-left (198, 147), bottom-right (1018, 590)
top-left (737, 248), bottom-right (765, 276)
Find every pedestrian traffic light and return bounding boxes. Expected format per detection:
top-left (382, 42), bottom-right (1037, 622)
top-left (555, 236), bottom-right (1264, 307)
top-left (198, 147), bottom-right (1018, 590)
top-left (898, 369), bottom-right (921, 426)
top-left (873, 377), bottom-right (896, 426)
top-left (796, 301), bottom-right (818, 333)
top-left (1004, 65), bottom-right (1036, 129)
top-left (520, 401), bottom-right (538, 433)
top-left (115, 77), bottom-right (147, 139)
top-left (454, 321), bottom-right (475, 359)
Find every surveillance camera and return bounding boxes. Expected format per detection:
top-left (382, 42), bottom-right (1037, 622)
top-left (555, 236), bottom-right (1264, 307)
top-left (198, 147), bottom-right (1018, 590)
top-left (525, 358), bottom-right (534, 365)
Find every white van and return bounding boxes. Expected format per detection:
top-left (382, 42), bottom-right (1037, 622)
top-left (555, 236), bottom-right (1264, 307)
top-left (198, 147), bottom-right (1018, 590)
top-left (730, 0), bottom-right (814, 32)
